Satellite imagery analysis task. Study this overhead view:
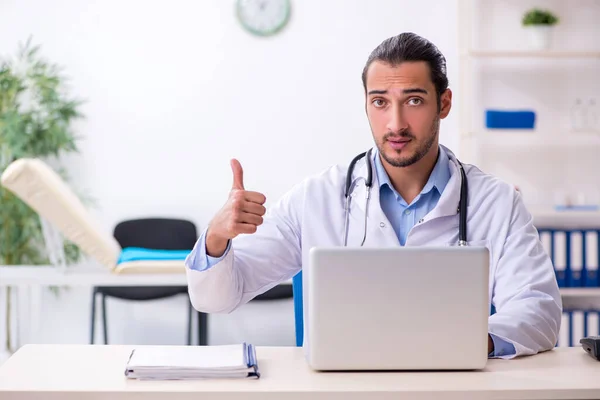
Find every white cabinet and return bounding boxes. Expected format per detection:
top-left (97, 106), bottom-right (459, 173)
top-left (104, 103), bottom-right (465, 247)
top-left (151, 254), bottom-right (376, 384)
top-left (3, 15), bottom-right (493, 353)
top-left (456, 0), bottom-right (600, 221)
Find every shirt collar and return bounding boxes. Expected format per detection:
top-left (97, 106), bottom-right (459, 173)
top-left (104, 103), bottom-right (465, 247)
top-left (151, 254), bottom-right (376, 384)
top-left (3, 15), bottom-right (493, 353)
top-left (374, 145), bottom-right (451, 201)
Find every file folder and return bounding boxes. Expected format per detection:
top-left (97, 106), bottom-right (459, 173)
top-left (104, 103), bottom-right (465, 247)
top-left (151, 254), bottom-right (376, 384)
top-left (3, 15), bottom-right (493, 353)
top-left (124, 343), bottom-right (260, 380)
top-left (553, 231), bottom-right (567, 287)
top-left (585, 231), bottom-right (599, 287)
top-left (539, 227), bottom-right (600, 348)
top-left (570, 231), bottom-right (584, 287)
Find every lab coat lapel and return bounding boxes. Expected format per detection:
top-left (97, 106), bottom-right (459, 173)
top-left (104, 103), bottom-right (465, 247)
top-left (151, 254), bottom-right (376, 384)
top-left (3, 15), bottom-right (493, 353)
top-left (399, 145), bottom-right (464, 247)
top-left (421, 145), bottom-right (462, 221)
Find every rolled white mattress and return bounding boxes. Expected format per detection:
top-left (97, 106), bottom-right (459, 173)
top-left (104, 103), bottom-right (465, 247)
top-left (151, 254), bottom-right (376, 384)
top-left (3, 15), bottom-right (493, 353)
top-left (1, 159), bottom-right (185, 273)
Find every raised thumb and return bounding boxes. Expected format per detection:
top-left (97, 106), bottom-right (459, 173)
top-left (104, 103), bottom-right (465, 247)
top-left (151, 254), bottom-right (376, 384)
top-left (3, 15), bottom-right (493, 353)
top-left (231, 158), bottom-right (244, 190)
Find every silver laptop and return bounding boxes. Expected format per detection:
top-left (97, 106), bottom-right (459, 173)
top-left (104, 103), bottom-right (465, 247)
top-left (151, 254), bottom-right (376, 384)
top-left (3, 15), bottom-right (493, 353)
top-left (305, 246), bottom-right (490, 371)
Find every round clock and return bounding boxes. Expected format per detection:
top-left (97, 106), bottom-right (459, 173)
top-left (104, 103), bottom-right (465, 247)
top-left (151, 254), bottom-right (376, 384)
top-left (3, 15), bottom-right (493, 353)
top-left (236, 0), bottom-right (291, 37)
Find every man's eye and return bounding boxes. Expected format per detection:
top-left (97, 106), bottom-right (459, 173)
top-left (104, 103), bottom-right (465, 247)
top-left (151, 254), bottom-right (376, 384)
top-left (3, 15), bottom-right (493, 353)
top-left (408, 98), bottom-right (423, 106)
top-left (373, 99), bottom-right (385, 107)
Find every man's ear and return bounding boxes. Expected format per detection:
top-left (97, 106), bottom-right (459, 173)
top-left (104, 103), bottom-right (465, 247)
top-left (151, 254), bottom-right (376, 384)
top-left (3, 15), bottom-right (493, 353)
top-left (439, 89), bottom-right (452, 119)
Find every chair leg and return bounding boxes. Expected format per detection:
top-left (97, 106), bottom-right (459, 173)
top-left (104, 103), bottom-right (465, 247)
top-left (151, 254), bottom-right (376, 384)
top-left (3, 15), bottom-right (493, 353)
top-left (197, 311), bottom-right (208, 346)
top-left (187, 301), bottom-right (192, 345)
top-left (102, 293), bottom-right (108, 345)
top-left (90, 290), bottom-right (96, 344)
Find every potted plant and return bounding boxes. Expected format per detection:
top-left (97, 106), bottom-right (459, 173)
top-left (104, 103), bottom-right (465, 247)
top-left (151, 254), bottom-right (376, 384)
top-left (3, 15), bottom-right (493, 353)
top-left (0, 38), bottom-right (88, 360)
top-left (522, 8), bottom-right (559, 50)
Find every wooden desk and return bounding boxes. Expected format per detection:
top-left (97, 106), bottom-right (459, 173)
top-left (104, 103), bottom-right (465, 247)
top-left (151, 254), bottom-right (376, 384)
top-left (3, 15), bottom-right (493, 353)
top-left (1, 345), bottom-right (599, 400)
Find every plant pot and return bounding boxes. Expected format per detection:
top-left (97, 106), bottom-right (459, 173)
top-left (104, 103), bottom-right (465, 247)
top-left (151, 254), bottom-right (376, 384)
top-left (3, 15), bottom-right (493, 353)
top-left (525, 25), bottom-right (554, 50)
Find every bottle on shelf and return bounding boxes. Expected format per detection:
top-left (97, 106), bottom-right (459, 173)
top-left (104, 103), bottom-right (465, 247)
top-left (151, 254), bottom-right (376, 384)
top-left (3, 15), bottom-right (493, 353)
top-left (570, 98), bottom-right (587, 133)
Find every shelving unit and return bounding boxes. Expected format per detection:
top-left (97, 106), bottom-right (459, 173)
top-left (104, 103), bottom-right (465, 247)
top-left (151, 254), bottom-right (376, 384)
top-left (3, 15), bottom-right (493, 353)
top-left (530, 206), bottom-right (600, 229)
top-left (560, 288), bottom-right (600, 298)
top-left (561, 288), bottom-right (600, 311)
top-left (457, 0), bottom-right (600, 346)
top-left (457, 0), bottom-right (600, 190)
top-left (456, 0), bottom-right (600, 220)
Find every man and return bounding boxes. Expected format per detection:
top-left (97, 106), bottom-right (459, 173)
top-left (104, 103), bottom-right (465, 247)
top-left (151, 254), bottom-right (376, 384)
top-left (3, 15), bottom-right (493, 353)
top-left (185, 32), bottom-right (562, 359)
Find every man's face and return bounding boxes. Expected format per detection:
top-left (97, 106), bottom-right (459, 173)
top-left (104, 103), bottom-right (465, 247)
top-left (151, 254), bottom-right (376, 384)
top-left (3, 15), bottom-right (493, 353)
top-left (365, 61), bottom-right (451, 168)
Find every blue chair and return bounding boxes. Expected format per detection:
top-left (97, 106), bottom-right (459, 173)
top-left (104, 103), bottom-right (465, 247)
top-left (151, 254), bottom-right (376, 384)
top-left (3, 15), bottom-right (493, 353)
top-left (292, 271), bottom-right (303, 346)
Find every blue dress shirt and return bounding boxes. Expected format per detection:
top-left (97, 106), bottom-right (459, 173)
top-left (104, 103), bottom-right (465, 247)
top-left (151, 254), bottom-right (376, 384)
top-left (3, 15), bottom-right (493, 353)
top-left (186, 145), bottom-right (515, 357)
top-left (374, 146), bottom-right (450, 246)
top-left (185, 231), bottom-right (230, 272)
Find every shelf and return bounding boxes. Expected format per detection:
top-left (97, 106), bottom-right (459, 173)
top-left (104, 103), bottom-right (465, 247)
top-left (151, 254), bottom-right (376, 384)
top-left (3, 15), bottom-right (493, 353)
top-left (529, 207), bottom-right (600, 230)
top-left (465, 50), bottom-right (600, 59)
top-left (560, 288), bottom-right (600, 298)
top-left (466, 131), bottom-right (600, 148)
top-left (560, 288), bottom-right (600, 310)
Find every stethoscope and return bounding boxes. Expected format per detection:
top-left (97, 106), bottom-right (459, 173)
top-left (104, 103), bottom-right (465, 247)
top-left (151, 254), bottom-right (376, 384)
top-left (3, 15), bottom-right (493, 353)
top-left (343, 149), bottom-right (469, 247)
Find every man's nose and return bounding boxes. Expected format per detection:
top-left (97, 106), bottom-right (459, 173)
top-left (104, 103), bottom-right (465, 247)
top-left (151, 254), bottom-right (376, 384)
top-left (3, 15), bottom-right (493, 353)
top-left (386, 105), bottom-right (408, 133)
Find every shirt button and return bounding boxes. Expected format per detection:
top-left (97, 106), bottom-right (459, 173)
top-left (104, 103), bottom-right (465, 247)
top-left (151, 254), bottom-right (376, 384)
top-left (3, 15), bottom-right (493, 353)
top-left (404, 209), bottom-right (412, 215)
top-left (380, 222), bottom-right (386, 228)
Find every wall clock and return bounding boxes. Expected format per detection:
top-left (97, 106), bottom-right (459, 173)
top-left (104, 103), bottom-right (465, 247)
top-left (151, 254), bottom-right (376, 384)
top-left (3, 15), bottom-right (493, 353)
top-left (236, 0), bottom-right (291, 37)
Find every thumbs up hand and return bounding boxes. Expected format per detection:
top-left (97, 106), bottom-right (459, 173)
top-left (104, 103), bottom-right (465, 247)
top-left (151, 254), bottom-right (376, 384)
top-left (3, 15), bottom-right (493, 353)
top-left (205, 159), bottom-right (267, 257)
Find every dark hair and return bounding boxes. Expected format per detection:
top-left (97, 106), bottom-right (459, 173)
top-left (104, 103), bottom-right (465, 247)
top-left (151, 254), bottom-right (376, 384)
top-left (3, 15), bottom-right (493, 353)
top-left (361, 32), bottom-right (449, 111)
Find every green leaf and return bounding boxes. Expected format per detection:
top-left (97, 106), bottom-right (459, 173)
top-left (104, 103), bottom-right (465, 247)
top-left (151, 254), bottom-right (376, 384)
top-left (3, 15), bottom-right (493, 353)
top-left (0, 37), bottom-right (92, 268)
top-left (522, 8), bottom-right (559, 26)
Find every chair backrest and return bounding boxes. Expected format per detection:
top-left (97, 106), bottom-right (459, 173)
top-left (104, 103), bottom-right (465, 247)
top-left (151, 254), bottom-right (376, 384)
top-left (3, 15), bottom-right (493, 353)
top-left (113, 218), bottom-right (197, 250)
top-left (292, 271), bottom-right (303, 347)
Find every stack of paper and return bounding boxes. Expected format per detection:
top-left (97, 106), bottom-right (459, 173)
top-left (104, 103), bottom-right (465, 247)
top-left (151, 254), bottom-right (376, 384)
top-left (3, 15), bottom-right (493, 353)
top-left (124, 343), bottom-right (260, 380)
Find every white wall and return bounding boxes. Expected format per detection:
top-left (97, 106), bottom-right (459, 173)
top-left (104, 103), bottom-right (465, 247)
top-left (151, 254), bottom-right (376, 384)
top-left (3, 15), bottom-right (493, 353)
top-left (0, 0), bottom-right (460, 348)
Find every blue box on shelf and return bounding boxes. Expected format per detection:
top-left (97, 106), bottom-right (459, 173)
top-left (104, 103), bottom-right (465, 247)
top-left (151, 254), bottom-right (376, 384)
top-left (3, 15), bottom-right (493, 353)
top-left (485, 110), bottom-right (536, 129)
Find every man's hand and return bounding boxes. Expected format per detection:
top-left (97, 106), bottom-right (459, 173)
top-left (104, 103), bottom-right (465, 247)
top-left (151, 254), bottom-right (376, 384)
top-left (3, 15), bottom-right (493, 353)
top-left (488, 334), bottom-right (494, 355)
top-left (205, 159), bottom-right (267, 257)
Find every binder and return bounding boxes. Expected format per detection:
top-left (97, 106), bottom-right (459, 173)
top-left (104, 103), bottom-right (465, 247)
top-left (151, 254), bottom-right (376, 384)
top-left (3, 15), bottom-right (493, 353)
top-left (570, 231), bottom-right (584, 287)
top-left (124, 343), bottom-right (260, 380)
top-left (572, 311), bottom-right (585, 347)
top-left (553, 231), bottom-right (568, 287)
top-left (593, 312), bottom-right (600, 338)
top-left (540, 229), bottom-right (552, 263)
top-left (568, 310), bottom-right (575, 347)
top-left (585, 231), bottom-right (599, 287)
top-left (538, 228), bottom-right (600, 288)
top-left (538, 227), bottom-right (600, 347)
top-left (558, 312), bottom-right (570, 347)
top-left (584, 311), bottom-right (589, 339)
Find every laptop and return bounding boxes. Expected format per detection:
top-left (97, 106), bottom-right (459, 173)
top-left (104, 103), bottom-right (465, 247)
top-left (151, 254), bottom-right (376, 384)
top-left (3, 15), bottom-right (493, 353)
top-left (305, 246), bottom-right (490, 371)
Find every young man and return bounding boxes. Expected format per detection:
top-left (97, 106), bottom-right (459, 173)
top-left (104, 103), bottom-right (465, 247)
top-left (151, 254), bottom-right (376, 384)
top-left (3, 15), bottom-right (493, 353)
top-left (185, 32), bottom-right (562, 359)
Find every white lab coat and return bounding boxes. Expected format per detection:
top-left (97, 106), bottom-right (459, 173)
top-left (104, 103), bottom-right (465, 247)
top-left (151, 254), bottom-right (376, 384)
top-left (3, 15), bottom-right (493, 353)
top-left (186, 145), bottom-right (562, 359)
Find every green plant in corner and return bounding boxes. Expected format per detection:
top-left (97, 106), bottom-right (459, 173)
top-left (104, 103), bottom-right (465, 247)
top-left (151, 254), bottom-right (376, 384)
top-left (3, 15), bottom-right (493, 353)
top-left (0, 38), bottom-right (88, 355)
top-left (522, 8), bottom-right (559, 26)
